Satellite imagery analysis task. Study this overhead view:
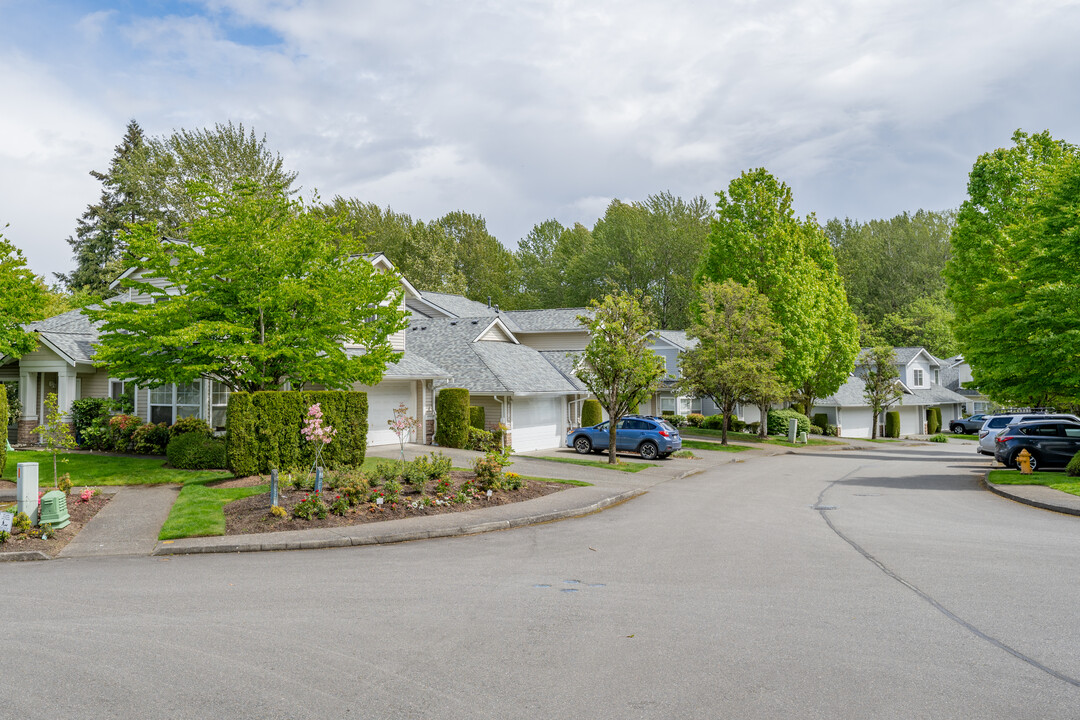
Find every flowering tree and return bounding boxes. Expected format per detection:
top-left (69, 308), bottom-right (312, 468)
top-left (387, 403), bottom-right (419, 469)
top-left (301, 402), bottom-right (336, 473)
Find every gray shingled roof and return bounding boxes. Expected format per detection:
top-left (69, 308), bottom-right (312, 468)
top-left (417, 292), bottom-right (499, 319)
top-left (406, 317), bottom-right (580, 394)
top-left (651, 329), bottom-right (697, 350)
top-left (818, 374), bottom-right (969, 408)
top-left (344, 349), bottom-right (450, 380)
top-left (23, 308), bottom-right (101, 364)
top-left (538, 350), bottom-right (589, 391)
top-left (502, 308), bottom-right (591, 332)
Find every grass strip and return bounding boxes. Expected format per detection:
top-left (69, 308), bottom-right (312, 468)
top-left (950, 433), bottom-right (979, 441)
top-left (524, 455), bottom-right (656, 472)
top-left (682, 429), bottom-right (841, 447)
top-left (2, 450), bottom-right (232, 487)
top-left (680, 439), bottom-right (749, 453)
top-left (159, 479), bottom-right (269, 540)
top-left (522, 476), bottom-right (592, 486)
top-left (986, 469), bottom-right (1080, 497)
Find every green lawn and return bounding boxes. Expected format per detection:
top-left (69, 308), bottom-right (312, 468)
top-left (2, 450), bottom-right (232, 486)
top-left (159, 478), bottom-right (269, 540)
top-left (951, 433), bottom-right (979, 441)
top-left (987, 469), bottom-right (1080, 497)
top-left (680, 439), bottom-right (749, 453)
top-left (682, 429), bottom-right (842, 447)
top-left (523, 476), bottom-right (592, 487)
top-left (521, 455), bottom-right (656, 472)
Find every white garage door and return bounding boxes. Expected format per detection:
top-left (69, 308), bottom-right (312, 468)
top-left (357, 380), bottom-right (417, 446)
top-left (511, 396), bottom-right (563, 452)
top-left (838, 407), bottom-right (874, 439)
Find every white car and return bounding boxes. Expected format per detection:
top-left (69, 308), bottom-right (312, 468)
top-left (978, 413), bottom-right (1080, 456)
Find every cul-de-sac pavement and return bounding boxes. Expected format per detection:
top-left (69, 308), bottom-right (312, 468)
top-left (6, 440), bottom-right (1080, 719)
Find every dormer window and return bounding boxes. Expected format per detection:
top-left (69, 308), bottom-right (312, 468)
top-left (913, 369), bottom-right (924, 387)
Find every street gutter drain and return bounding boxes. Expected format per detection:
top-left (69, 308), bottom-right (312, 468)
top-left (811, 505), bottom-right (838, 510)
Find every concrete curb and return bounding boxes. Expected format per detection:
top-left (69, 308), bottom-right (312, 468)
top-left (152, 488), bottom-right (646, 557)
top-left (0, 550), bottom-right (51, 562)
top-left (981, 473), bottom-right (1080, 517)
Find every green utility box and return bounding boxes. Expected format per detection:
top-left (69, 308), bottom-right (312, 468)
top-left (39, 490), bottom-right (70, 530)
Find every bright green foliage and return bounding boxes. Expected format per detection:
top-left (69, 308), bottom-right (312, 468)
top-left (167, 433), bottom-right (227, 469)
top-left (0, 387), bottom-right (6, 475)
top-left (32, 393), bottom-right (77, 484)
top-left (59, 120), bottom-right (151, 294)
top-left (885, 411), bottom-right (901, 438)
top-left (469, 405), bottom-right (486, 430)
top-left (4, 382), bottom-right (19, 427)
top-left (86, 181), bottom-right (407, 393)
top-left (861, 346), bottom-right (903, 439)
top-left (1066, 451), bottom-right (1080, 477)
top-left (766, 409), bottom-right (810, 436)
top-left (225, 390), bottom-right (367, 476)
top-left (929, 433), bottom-right (949, 443)
top-left (70, 398), bottom-right (112, 448)
top-left (132, 423), bottom-right (170, 455)
top-left (812, 413), bottom-right (829, 430)
top-left (581, 399), bottom-right (603, 427)
top-left (439, 211), bottom-right (521, 310)
top-left (677, 279), bottom-right (784, 445)
top-left (169, 416), bottom-right (212, 439)
top-left (927, 407), bottom-right (942, 435)
top-left (575, 291), bottom-right (666, 464)
top-left (435, 388), bottom-right (470, 449)
top-left (875, 290), bottom-right (958, 358)
top-left (0, 230), bottom-right (48, 359)
top-left (697, 169), bottom-right (858, 424)
top-left (946, 130), bottom-right (1080, 405)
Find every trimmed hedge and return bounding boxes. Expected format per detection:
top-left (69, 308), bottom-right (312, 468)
top-left (226, 390), bottom-right (368, 476)
top-left (469, 405), bottom-right (486, 430)
top-left (1067, 450), bottom-right (1080, 478)
top-left (71, 397), bottom-right (112, 447)
top-left (885, 411), bottom-right (901, 438)
top-left (435, 388), bottom-right (470, 449)
top-left (767, 409), bottom-right (810, 436)
top-left (582, 399), bottom-right (603, 427)
top-left (167, 432), bottom-right (227, 469)
top-left (0, 387), bottom-right (6, 476)
top-left (926, 407), bottom-right (941, 435)
top-left (812, 413), bottom-right (829, 431)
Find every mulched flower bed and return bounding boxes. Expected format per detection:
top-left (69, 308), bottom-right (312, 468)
top-left (221, 471), bottom-right (568, 536)
top-left (0, 494), bottom-right (111, 557)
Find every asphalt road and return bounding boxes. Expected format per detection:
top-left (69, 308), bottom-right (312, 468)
top-left (4, 443), bottom-right (1080, 718)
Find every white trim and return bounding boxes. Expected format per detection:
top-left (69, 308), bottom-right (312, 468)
top-left (473, 317), bottom-right (520, 344)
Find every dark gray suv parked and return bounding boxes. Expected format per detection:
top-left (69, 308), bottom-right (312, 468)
top-left (950, 414), bottom-right (990, 434)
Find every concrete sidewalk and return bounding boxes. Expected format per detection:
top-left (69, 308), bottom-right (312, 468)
top-left (59, 485), bottom-right (180, 557)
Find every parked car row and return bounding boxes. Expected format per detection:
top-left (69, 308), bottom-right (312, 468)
top-left (992, 419), bottom-right (1080, 471)
top-left (976, 413), bottom-right (1080, 456)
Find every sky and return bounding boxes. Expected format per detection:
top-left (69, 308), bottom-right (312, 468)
top-left (2, 0), bottom-right (1079, 283)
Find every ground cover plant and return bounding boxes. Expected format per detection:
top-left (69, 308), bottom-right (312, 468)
top-left (987, 469), bottom-right (1080, 498)
top-left (0, 450), bottom-right (231, 486)
top-left (680, 439), bottom-right (750, 453)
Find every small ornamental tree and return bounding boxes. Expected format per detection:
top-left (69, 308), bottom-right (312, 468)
top-left (575, 291), bottom-right (666, 464)
top-left (861, 346), bottom-right (903, 440)
top-left (387, 402), bottom-right (419, 470)
top-left (32, 393), bottom-right (77, 485)
top-left (301, 402), bottom-right (336, 476)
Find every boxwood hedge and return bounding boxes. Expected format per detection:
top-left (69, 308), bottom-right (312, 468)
top-left (435, 388), bottom-right (470, 449)
top-left (581, 399), bottom-right (603, 427)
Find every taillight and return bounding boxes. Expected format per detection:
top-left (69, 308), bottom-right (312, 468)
top-left (996, 435), bottom-right (1015, 443)
top-left (980, 430), bottom-right (989, 438)
top-left (658, 430), bottom-right (670, 437)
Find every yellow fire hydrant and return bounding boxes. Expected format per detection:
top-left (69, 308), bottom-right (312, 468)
top-left (1017, 449), bottom-right (1033, 475)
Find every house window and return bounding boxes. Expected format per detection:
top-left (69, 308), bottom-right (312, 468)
top-left (660, 396), bottom-right (676, 414)
top-left (934, 369), bottom-right (940, 384)
top-left (109, 380), bottom-right (135, 413)
top-left (913, 369), bottom-right (924, 387)
top-left (149, 381), bottom-right (200, 425)
top-left (210, 381), bottom-right (230, 431)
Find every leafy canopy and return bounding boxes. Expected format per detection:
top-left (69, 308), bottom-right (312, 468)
top-left (86, 181), bottom-right (408, 392)
top-left (575, 291), bottom-right (666, 464)
top-left (0, 229), bottom-right (48, 359)
top-left (860, 346), bottom-right (902, 440)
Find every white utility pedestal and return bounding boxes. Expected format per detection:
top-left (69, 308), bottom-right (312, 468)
top-left (17, 462), bottom-right (40, 525)
top-left (787, 418), bottom-right (799, 444)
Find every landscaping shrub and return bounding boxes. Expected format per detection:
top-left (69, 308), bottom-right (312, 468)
top-left (411, 452), bottom-right (453, 482)
top-left (368, 460), bottom-right (402, 487)
top-left (885, 411), bottom-right (901, 438)
top-left (927, 407), bottom-right (941, 435)
top-left (812, 413), bottom-right (829, 431)
top-left (435, 388), bottom-right (470, 449)
top-left (729, 416), bottom-right (746, 432)
top-left (824, 424), bottom-right (838, 437)
top-left (929, 433), bottom-right (948, 443)
top-left (664, 414), bottom-right (687, 427)
top-left (686, 413), bottom-right (705, 428)
top-left (71, 397), bottom-right (112, 447)
top-left (167, 432), bottom-right (227, 469)
top-left (132, 422), bottom-right (171, 455)
top-left (469, 405), bottom-right (485, 430)
top-left (701, 414), bottom-right (725, 430)
top-left (1067, 451), bottom-right (1080, 477)
top-left (0, 387), bottom-right (6, 476)
top-left (746, 421), bottom-right (760, 434)
top-left (108, 414), bottom-right (144, 453)
top-left (809, 424), bottom-right (823, 435)
top-left (767, 409), bottom-right (810, 436)
top-left (582, 399), bottom-right (603, 427)
top-left (225, 390), bottom-right (368, 476)
top-left (169, 416), bottom-right (212, 439)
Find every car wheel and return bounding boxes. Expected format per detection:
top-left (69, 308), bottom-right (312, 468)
top-left (950, 424), bottom-right (963, 434)
top-left (573, 436), bottom-right (592, 454)
top-left (1027, 451), bottom-right (1040, 472)
top-left (639, 441), bottom-right (659, 460)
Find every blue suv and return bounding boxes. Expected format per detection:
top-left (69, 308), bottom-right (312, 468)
top-left (565, 415), bottom-right (682, 460)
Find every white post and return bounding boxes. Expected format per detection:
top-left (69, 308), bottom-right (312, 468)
top-left (20, 370), bottom-right (37, 423)
top-left (17, 462), bottom-right (40, 525)
top-left (58, 366), bottom-right (78, 421)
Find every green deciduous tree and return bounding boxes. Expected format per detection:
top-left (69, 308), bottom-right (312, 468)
top-left (0, 229), bottom-right (48, 358)
top-left (697, 169), bottom-right (858, 430)
top-left (678, 280), bottom-right (784, 445)
top-left (86, 181), bottom-right (408, 393)
top-left (438, 211), bottom-right (521, 310)
top-left (32, 392), bottom-right (76, 485)
top-left (945, 130), bottom-right (1080, 405)
top-left (860, 346), bottom-right (903, 439)
top-left (575, 291), bottom-right (666, 464)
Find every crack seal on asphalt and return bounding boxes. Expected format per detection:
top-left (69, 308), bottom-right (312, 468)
top-left (815, 475), bottom-right (1080, 689)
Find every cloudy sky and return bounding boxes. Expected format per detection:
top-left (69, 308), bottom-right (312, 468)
top-left (2, 0), bottom-right (1079, 282)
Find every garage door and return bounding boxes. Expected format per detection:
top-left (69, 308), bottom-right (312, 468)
top-left (512, 396), bottom-right (563, 452)
top-left (838, 407), bottom-right (874, 439)
top-left (357, 380), bottom-right (416, 446)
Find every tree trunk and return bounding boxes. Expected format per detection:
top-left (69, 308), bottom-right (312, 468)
top-left (758, 400), bottom-right (769, 438)
top-left (871, 410), bottom-right (879, 439)
top-left (608, 413), bottom-right (618, 464)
